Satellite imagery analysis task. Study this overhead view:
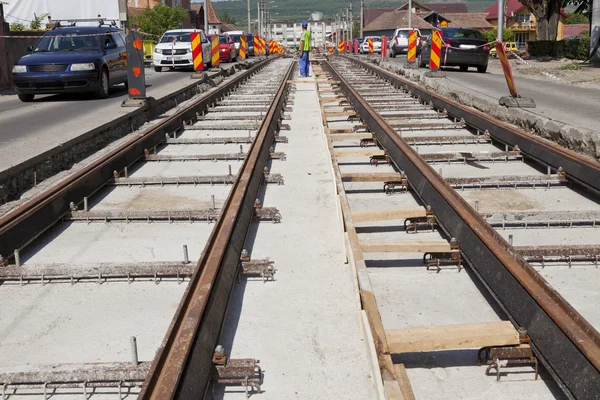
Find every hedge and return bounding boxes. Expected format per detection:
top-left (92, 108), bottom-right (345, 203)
top-left (527, 38), bottom-right (590, 59)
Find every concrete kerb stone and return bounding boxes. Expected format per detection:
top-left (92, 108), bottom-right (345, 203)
top-left (373, 58), bottom-right (600, 162)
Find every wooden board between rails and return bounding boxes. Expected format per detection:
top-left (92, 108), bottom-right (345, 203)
top-left (360, 240), bottom-right (450, 253)
top-left (386, 321), bottom-right (520, 354)
top-left (329, 133), bottom-right (373, 141)
top-left (335, 149), bottom-right (386, 158)
top-left (352, 207), bottom-right (427, 223)
top-left (341, 172), bottom-right (402, 182)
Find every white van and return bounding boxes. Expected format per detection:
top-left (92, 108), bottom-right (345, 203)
top-left (224, 30), bottom-right (245, 51)
top-left (153, 29), bottom-right (212, 72)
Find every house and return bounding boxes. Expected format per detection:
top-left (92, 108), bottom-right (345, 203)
top-left (363, 1), bottom-right (491, 38)
top-left (363, 2), bottom-right (468, 27)
top-left (483, 0), bottom-right (567, 47)
top-left (190, 0), bottom-right (222, 34)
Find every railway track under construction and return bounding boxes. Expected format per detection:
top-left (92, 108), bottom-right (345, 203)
top-left (0, 52), bottom-right (599, 400)
top-left (314, 56), bottom-right (600, 399)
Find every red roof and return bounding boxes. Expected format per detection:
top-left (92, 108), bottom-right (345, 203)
top-left (484, 0), bottom-right (568, 19)
top-left (564, 23), bottom-right (589, 38)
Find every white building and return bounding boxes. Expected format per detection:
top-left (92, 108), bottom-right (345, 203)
top-left (267, 19), bottom-right (349, 49)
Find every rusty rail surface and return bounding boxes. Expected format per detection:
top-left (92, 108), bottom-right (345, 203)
top-left (138, 60), bottom-right (295, 399)
top-left (324, 58), bottom-right (600, 399)
top-left (0, 58), bottom-right (274, 261)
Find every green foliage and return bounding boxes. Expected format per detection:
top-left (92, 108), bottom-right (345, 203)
top-left (580, 30), bottom-right (589, 37)
top-left (219, 12), bottom-right (236, 25)
top-left (10, 22), bottom-right (27, 31)
top-left (30, 13), bottom-right (49, 30)
top-left (482, 28), bottom-right (514, 43)
top-left (353, 21), bottom-right (361, 39)
top-left (527, 38), bottom-right (591, 59)
top-left (559, 62), bottom-right (582, 70)
top-left (131, 4), bottom-right (189, 37)
top-left (564, 12), bottom-right (589, 24)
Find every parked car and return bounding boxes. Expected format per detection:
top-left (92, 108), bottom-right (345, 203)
top-left (418, 27), bottom-right (490, 73)
top-left (246, 33), bottom-right (255, 56)
top-left (226, 30), bottom-right (244, 52)
top-left (11, 24), bottom-right (127, 102)
top-left (219, 34), bottom-right (238, 62)
top-left (153, 29), bottom-right (211, 72)
top-left (489, 41), bottom-right (523, 57)
top-left (389, 28), bottom-right (422, 57)
top-left (360, 36), bottom-right (382, 54)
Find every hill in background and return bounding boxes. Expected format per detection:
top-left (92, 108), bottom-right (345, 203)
top-left (209, 0), bottom-right (496, 29)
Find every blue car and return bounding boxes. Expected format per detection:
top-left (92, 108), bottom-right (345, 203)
top-left (12, 24), bottom-right (128, 102)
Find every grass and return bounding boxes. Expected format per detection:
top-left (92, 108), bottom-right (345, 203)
top-left (559, 63), bottom-right (583, 71)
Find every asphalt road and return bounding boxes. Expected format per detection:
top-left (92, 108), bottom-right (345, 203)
top-left (0, 65), bottom-right (231, 172)
top-left (383, 55), bottom-right (600, 133)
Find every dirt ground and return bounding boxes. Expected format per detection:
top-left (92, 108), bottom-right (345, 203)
top-left (487, 57), bottom-right (600, 88)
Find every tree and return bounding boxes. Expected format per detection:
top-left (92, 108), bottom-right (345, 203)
top-left (10, 22), bottom-right (27, 31)
top-left (483, 28), bottom-right (515, 42)
top-left (353, 20), bottom-right (361, 39)
top-left (519, 0), bottom-right (562, 40)
top-left (565, 11), bottom-right (590, 23)
top-left (30, 13), bottom-right (50, 30)
top-left (219, 12), bottom-right (236, 25)
top-left (131, 4), bottom-right (189, 37)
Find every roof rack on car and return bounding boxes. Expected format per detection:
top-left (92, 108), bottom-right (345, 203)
top-left (53, 18), bottom-right (118, 29)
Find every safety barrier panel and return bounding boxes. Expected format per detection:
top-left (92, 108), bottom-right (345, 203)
top-left (122, 31), bottom-right (146, 106)
top-left (211, 35), bottom-right (220, 67)
top-left (254, 36), bottom-right (260, 56)
top-left (381, 36), bottom-right (387, 58)
top-left (239, 36), bottom-right (247, 60)
top-left (191, 32), bottom-right (203, 71)
top-left (261, 38), bottom-right (266, 55)
top-left (407, 30), bottom-right (417, 63)
top-left (368, 38), bottom-right (373, 54)
top-left (339, 41), bottom-right (345, 52)
top-left (354, 39), bottom-right (359, 54)
top-left (429, 29), bottom-right (442, 70)
top-left (496, 40), bottom-right (517, 97)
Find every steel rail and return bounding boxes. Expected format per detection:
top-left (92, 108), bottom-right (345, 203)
top-left (138, 60), bottom-right (295, 399)
top-left (0, 58), bottom-right (275, 261)
top-left (323, 58), bottom-right (600, 399)
top-left (342, 55), bottom-right (600, 194)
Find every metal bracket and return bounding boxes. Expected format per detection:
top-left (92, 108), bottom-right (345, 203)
top-left (239, 253), bottom-right (277, 282)
top-left (405, 206), bottom-right (437, 233)
top-left (212, 348), bottom-right (262, 398)
top-left (478, 328), bottom-right (539, 381)
top-left (424, 238), bottom-right (462, 272)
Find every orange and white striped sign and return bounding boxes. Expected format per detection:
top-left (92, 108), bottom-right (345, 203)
top-left (240, 36), bottom-right (247, 60)
top-left (496, 40), bottom-right (517, 97)
top-left (429, 29), bottom-right (442, 70)
top-left (211, 35), bottom-right (220, 67)
top-left (368, 38), bottom-right (373, 54)
top-left (190, 32), bottom-right (203, 71)
top-left (407, 30), bottom-right (417, 63)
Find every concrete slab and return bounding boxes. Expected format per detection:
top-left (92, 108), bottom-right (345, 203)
top-left (219, 78), bottom-right (376, 399)
top-left (498, 227), bottom-right (600, 246)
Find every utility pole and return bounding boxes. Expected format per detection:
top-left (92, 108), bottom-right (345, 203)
top-left (497, 0), bottom-right (504, 41)
top-left (592, 0), bottom-right (600, 61)
top-left (349, 3), bottom-right (353, 40)
top-left (247, 0), bottom-right (251, 33)
top-left (204, 0), bottom-right (209, 34)
top-left (408, 0), bottom-right (412, 29)
top-left (360, 0), bottom-right (364, 37)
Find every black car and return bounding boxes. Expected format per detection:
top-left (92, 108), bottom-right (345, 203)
top-left (418, 28), bottom-right (490, 73)
top-left (12, 25), bottom-right (127, 102)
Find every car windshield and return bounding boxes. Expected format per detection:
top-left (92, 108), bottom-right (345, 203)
top-left (219, 36), bottom-right (228, 44)
top-left (396, 31), bottom-right (409, 38)
top-left (443, 28), bottom-right (484, 40)
top-left (160, 32), bottom-right (193, 43)
top-left (229, 35), bottom-right (241, 42)
top-left (34, 33), bottom-right (101, 52)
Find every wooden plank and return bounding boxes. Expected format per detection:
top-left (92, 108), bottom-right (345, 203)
top-left (393, 364), bottom-right (416, 400)
top-left (386, 321), bottom-right (520, 354)
top-left (352, 206), bottom-right (427, 223)
top-left (329, 133), bottom-right (372, 141)
top-left (341, 172), bottom-right (401, 182)
top-left (329, 128), bottom-right (356, 134)
top-left (360, 239), bottom-right (451, 253)
top-left (325, 111), bottom-right (357, 118)
top-left (335, 149), bottom-right (386, 158)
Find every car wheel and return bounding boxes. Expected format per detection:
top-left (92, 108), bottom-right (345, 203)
top-left (477, 64), bottom-right (488, 73)
top-left (169, 66), bottom-right (175, 71)
top-left (418, 53), bottom-right (426, 68)
top-left (95, 68), bottom-right (109, 99)
top-left (460, 65), bottom-right (469, 72)
top-left (154, 66), bottom-right (162, 72)
top-left (18, 93), bottom-right (34, 102)
top-left (389, 49), bottom-right (395, 58)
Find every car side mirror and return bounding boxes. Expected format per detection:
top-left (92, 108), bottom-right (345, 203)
top-left (153, 40), bottom-right (158, 45)
top-left (27, 45), bottom-right (34, 52)
top-left (105, 42), bottom-right (117, 50)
